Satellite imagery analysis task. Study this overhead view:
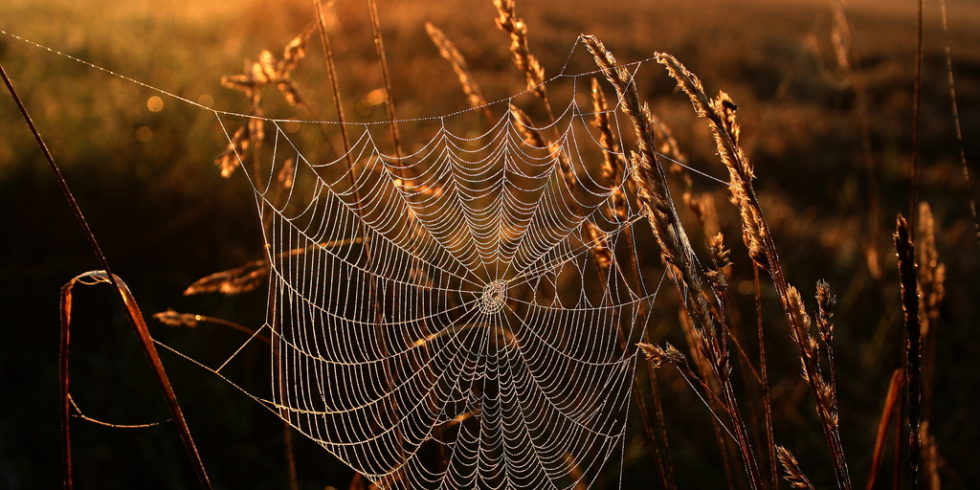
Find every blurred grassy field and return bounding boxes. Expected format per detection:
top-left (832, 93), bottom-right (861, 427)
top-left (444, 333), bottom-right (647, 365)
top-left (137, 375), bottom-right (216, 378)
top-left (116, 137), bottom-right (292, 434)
top-left (1, 0), bottom-right (979, 488)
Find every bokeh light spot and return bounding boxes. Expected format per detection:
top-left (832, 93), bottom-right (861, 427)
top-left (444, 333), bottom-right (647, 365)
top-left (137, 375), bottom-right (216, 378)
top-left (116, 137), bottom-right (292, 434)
top-left (146, 95), bottom-right (164, 112)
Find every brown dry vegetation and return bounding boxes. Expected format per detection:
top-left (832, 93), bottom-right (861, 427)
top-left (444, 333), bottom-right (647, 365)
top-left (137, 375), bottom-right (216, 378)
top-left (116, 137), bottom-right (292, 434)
top-left (0, 0), bottom-right (978, 488)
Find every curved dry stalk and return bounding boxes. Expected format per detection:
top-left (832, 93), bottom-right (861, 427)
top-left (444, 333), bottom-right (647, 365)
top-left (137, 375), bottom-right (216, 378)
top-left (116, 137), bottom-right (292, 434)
top-left (1, 61), bottom-right (212, 489)
top-left (60, 271), bottom-right (212, 490)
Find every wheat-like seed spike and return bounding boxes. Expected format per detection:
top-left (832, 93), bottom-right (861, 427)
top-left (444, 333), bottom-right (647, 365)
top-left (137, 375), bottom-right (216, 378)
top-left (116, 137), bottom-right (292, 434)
top-left (154, 309), bottom-right (200, 328)
top-left (425, 22), bottom-right (493, 119)
top-left (831, 1), bottom-right (852, 73)
top-left (655, 53), bottom-right (770, 271)
top-left (637, 342), bottom-right (685, 369)
top-left (590, 76), bottom-right (633, 221)
top-left (916, 202), bottom-right (945, 334)
top-left (509, 103), bottom-right (546, 147)
top-left (895, 214), bottom-right (922, 488)
top-left (492, 0), bottom-right (546, 100)
top-left (919, 422), bottom-right (941, 490)
top-left (776, 446), bottom-right (816, 490)
top-left (815, 279), bottom-right (836, 345)
top-left (706, 232), bottom-right (731, 293)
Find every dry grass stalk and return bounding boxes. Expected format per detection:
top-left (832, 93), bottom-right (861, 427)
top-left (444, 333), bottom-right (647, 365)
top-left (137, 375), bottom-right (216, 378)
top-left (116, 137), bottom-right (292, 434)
top-left (655, 53), bottom-right (769, 272)
top-left (815, 280), bottom-right (841, 404)
top-left (510, 102), bottom-right (547, 147)
top-left (866, 369), bottom-right (904, 490)
top-left (584, 35), bottom-right (764, 489)
top-left (492, 0), bottom-right (547, 106)
top-left (312, 0), bottom-right (356, 175)
top-left (638, 340), bottom-right (733, 418)
top-left (153, 309), bottom-right (271, 345)
top-left (916, 202), bottom-right (945, 338)
top-left (649, 111), bottom-right (688, 169)
top-left (277, 157), bottom-right (295, 189)
top-left (425, 22), bottom-right (493, 120)
top-left (938, 0), bottom-right (980, 248)
top-left (637, 342), bottom-right (686, 369)
top-left (583, 222), bottom-right (613, 269)
top-left (512, 104), bottom-right (576, 187)
top-left (776, 446), bottom-right (816, 490)
top-left (185, 259), bottom-right (268, 295)
top-left (183, 237), bottom-right (368, 296)
top-left (786, 287), bottom-right (829, 408)
top-left (894, 214), bottom-right (922, 488)
top-left (707, 234), bottom-right (768, 391)
top-left (754, 266), bottom-right (779, 489)
top-left (830, 0), bottom-right (883, 278)
top-left (367, 0), bottom-right (404, 162)
top-left (830, 1), bottom-right (852, 74)
top-left (494, 0), bottom-right (579, 206)
top-left (215, 122), bottom-right (256, 178)
top-left (563, 453), bottom-right (588, 490)
top-left (60, 272), bottom-right (212, 490)
top-left (641, 335), bottom-right (741, 490)
top-left (1, 63), bottom-right (213, 489)
top-left (584, 38), bottom-right (708, 317)
top-left (910, 0), bottom-right (925, 233)
top-left (362, 6), bottom-right (421, 466)
top-left (590, 77), bottom-right (633, 221)
top-left (687, 192), bottom-right (722, 245)
top-left (706, 232), bottom-right (731, 294)
top-left (311, 0), bottom-right (375, 267)
top-left (492, 0), bottom-right (577, 193)
top-left (590, 75), bottom-right (675, 487)
top-left (657, 51), bottom-right (852, 490)
top-left (916, 202), bottom-right (944, 427)
top-left (217, 34), bottom-right (311, 178)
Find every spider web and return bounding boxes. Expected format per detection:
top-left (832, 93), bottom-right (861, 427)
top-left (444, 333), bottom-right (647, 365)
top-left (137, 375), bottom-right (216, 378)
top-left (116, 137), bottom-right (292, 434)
top-left (206, 57), bottom-right (673, 488)
top-left (0, 27), bottom-right (720, 489)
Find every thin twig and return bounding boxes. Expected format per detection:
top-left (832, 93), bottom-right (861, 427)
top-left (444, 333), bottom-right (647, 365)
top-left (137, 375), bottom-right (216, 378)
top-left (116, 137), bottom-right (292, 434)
top-left (909, 0), bottom-right (924, 234)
